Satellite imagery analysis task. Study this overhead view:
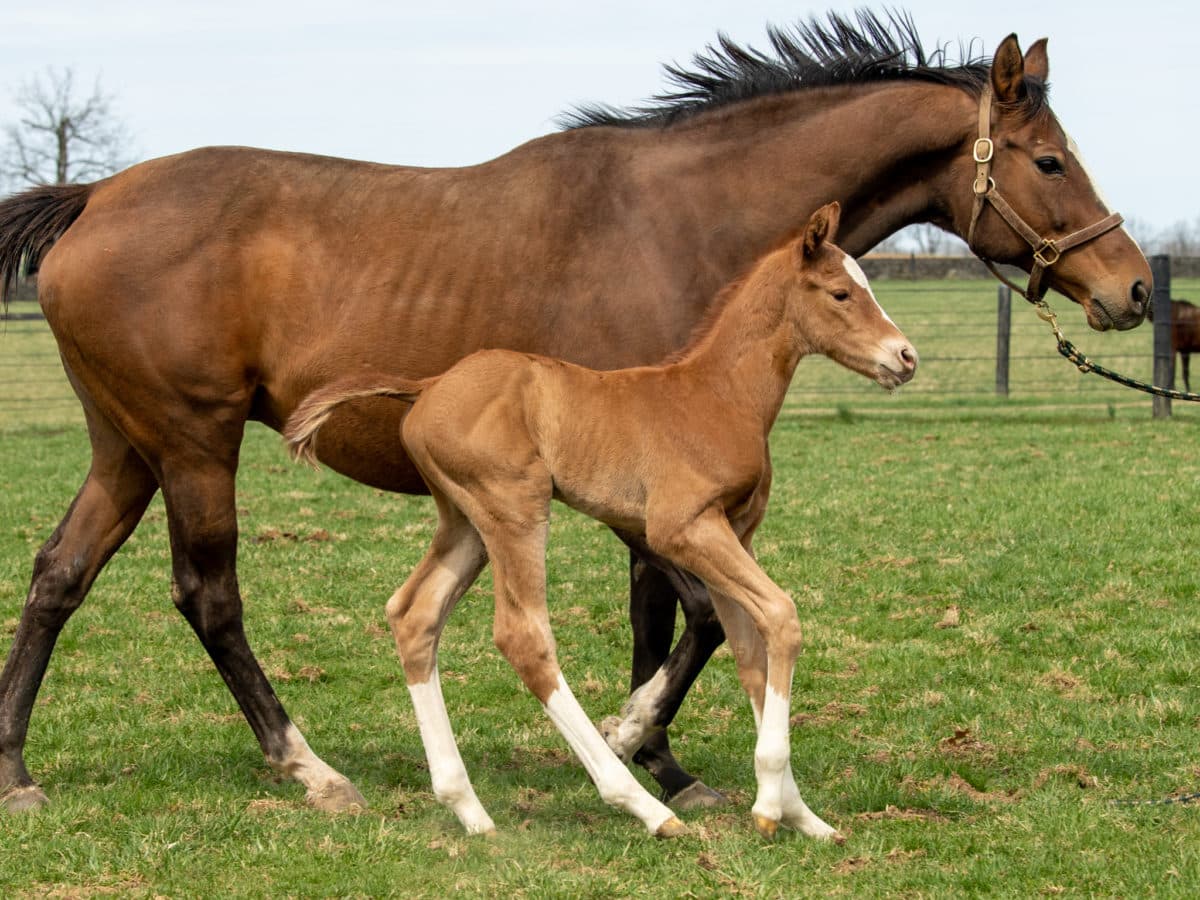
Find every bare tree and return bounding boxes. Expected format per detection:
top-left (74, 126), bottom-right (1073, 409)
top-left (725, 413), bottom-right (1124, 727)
top-left (2, 67), bottom-right (135, 188)
top-left (1159, 216), bottom-right (1200, 257)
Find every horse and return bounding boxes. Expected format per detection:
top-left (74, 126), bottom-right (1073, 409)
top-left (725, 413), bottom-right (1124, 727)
top-left (285, 203), bottom-right (916, 839)
top-left (1170, 300), bottom-right (1200, 391)
top-left (0, 12), bottom-right (1150, 815)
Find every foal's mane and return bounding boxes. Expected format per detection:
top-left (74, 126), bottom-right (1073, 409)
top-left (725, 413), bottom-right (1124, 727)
top-left (561, 9), bottom-right (1047, 130)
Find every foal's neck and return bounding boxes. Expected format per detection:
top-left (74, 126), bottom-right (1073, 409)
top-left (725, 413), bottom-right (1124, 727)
top-left (671, 255), bottom-right (806, 434)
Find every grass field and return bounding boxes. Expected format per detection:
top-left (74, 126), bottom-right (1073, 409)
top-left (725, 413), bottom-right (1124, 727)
top-left (2, 286), bottom-right (1200, 897)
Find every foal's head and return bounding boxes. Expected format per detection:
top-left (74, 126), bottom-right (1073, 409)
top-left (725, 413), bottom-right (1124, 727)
top-left (790, 202), bottom-right (917, 390)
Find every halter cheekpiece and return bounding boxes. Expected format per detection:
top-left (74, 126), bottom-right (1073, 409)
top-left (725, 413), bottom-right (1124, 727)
top-left (966, 85), bottom-right (1125, 304)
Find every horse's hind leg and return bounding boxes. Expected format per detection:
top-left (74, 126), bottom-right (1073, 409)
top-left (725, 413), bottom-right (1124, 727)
top-left (483, 522), bottom-right (683, 838)
top-left (158, 454), bottom-right (364, 812)
top-left (1, 408), bottom-right (158, 812)
top-left (1182, 352), bottom-right (1190, 392)
top-left (387, 495), bottom-right (492, 834)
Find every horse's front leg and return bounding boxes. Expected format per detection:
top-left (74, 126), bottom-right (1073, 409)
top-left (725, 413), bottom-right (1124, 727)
top-left (604, 538), bottom-right (726, 808)
top-left (651, 506), bottom-right (840, 841)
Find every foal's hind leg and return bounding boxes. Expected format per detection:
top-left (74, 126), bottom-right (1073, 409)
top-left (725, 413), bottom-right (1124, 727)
top-left (158, 454), bottom-right (364, 812)
top-left (387, 496), bottom-right (492, 834)
top-left (0, 409), bottom-right (157, 812)
top-left (482, 521), bottom-right (684, 838)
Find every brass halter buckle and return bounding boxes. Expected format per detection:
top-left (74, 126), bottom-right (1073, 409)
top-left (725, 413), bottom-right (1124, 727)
top-left (1033, 239), bottom-right (1061, 267)
top-left (972, 138), bottom-right (994, 163)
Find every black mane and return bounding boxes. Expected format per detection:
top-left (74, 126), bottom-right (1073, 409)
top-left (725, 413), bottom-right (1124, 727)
top-left (561, 10), bottom-right (1039, 130)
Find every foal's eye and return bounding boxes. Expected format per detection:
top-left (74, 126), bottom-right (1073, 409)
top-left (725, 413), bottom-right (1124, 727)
top-left (832, 289), bottom-right (851, 302)
top-left (1035, 156), bottom-right (1065, 176)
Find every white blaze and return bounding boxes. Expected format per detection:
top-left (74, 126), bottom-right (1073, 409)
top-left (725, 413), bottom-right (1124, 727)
top-left (841, 252), bottom-right (896, 326)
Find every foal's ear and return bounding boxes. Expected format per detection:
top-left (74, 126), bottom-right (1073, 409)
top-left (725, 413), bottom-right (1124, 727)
top-left (991, 34), bottom-right (1027, 103)
top-left (801, 202), bottom-right (841, 259)
top-left (1023, 38), bottom-right (1049, 83)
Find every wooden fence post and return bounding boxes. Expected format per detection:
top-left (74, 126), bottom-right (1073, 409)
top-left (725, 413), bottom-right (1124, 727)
top-left (1151, 255), bottom-right (1172, 419)
top-left (995, 284), bottom-right (1011, 397)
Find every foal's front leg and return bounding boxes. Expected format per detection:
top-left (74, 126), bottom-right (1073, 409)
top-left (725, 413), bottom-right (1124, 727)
top-left (653, 506), bottom-right (840, 840)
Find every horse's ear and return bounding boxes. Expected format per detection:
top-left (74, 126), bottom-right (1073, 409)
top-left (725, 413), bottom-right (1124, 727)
top-left (1023, 38), bottom-right (1049, 82)
top-left (801, 202), bottom-right (841, 259)
top-left (991, 34), bottom-right (1026, 103)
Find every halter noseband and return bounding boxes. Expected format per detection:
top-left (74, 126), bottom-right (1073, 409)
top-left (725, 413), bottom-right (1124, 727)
top-left (966, 85), bottom-right (1125, 303)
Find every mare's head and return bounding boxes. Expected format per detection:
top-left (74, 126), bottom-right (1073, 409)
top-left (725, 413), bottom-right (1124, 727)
top-left (964, 35), bottom-right (1150, 330)
top-left (791, 203), bottom-right (916, 389)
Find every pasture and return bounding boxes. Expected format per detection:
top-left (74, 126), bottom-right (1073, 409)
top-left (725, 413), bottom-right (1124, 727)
top-left (2, 283), bottom-right (1200, 897)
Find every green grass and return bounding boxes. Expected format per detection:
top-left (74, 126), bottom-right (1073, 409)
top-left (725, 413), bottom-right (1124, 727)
top-left (3, 286), bottom-right (1200, 896)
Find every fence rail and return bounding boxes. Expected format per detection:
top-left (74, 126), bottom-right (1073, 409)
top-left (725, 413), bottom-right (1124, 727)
top-left (4, 261), bottom-right (1198, 429)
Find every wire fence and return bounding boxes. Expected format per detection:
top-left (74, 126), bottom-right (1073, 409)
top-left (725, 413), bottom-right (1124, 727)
top-left (4, 277), bottom-right (1199, 430)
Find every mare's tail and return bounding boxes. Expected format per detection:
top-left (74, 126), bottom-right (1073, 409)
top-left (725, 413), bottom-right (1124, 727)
top-left (285, 374), bottom-right (432, 466)
top-left (0, 183), bottom-right (92, 307)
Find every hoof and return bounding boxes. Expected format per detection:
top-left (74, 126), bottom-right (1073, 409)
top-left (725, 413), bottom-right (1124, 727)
top-left (753, 813), bottom-right (779, 840)
top-left (306, 780), bottom-right (367, 813)
top-left (669, 780), bottom-right (728, 811)
top-left (1, 785), bottom-right (49, 814)
top-left (655, 816), bottom-right (689, 839)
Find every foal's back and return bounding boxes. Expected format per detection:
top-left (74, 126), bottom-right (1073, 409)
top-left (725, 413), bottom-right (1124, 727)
top-left (400, 348), bottom-right (698, 532)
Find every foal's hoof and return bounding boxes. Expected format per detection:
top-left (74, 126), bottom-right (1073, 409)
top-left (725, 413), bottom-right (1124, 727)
top-left (306, 780), bottom-right (367, 813)
top-left (1, 784), bottom-right (49, 814)
top-left (669, 780), bottom-right (728, 811)
top-left (753, 813), bottom-right (779, 840)
top-left (655, 816), bottom-right (689, 839)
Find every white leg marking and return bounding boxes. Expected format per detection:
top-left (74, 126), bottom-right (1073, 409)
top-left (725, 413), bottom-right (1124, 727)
top-left (751, 684), bottom-right (791, 826)
top-left (544, 674), bottom-right (682, 836)
top-left (601, 666), bottom-right (670, 761)
top-left (275, 723), bottom-right (366, 812)
top-left (409, 674), bottom-right (495, 835)
top-left (750, 684), bottom-right (838, 839)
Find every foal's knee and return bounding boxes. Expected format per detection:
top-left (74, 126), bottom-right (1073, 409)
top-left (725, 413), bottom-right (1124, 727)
top-left (766, 608), bottom-right (802, 661)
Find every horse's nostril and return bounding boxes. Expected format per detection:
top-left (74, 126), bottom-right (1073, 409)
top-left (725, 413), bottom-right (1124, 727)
top-left (1132, 280), bottom-right (1150, 308)
top-left (900, 346), bottom-right (917, 369)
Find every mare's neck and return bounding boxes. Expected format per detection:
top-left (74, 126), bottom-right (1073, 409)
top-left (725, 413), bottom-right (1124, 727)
top-left (628, 82), bottom-right (976, 267)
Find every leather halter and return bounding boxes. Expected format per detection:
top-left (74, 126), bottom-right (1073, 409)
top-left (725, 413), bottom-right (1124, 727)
top-left (966, 85), bottom-right (1125, 303)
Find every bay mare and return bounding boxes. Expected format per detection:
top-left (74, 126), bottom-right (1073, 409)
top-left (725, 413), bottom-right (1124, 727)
top-left (0, 12), bottom-right (1150, 814)
top-left (286, 204), bottom-right (917, 838)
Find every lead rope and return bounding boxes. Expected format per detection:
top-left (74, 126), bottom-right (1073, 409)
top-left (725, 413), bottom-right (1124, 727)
top-left (1031, 298), bottom-right (1200, 402)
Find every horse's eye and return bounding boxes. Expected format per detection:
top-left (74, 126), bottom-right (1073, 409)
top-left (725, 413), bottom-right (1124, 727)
top-left (832, 289), bottom-right (850, 302)
top-left (1035, 156), bottom-right (1064, 176)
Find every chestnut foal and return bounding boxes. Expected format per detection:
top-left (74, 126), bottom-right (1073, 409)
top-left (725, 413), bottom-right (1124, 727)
top-left (286, 203), bottom-right (916, 838)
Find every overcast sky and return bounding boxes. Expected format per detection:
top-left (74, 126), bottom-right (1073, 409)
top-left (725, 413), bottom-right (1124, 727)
top-left (1, 1), bottom-right (1195, 234)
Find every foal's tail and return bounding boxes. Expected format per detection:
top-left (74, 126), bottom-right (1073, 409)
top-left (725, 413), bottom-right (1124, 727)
top-left (0, 183), bottom-right (92, 308)
top-left (285, 374), bottom-right (431, 467)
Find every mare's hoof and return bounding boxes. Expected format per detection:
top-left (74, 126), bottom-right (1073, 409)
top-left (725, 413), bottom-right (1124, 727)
top-left (1, 784), bottom-right (49, 814)
top-left (669, 780), bottom-right (727, 811)
top-left (306, 780), bottom-right (367, 813)
top-left (655, 816), bottom-right (689, 839)
top-left (753, 813), bottom-right (779, 840)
